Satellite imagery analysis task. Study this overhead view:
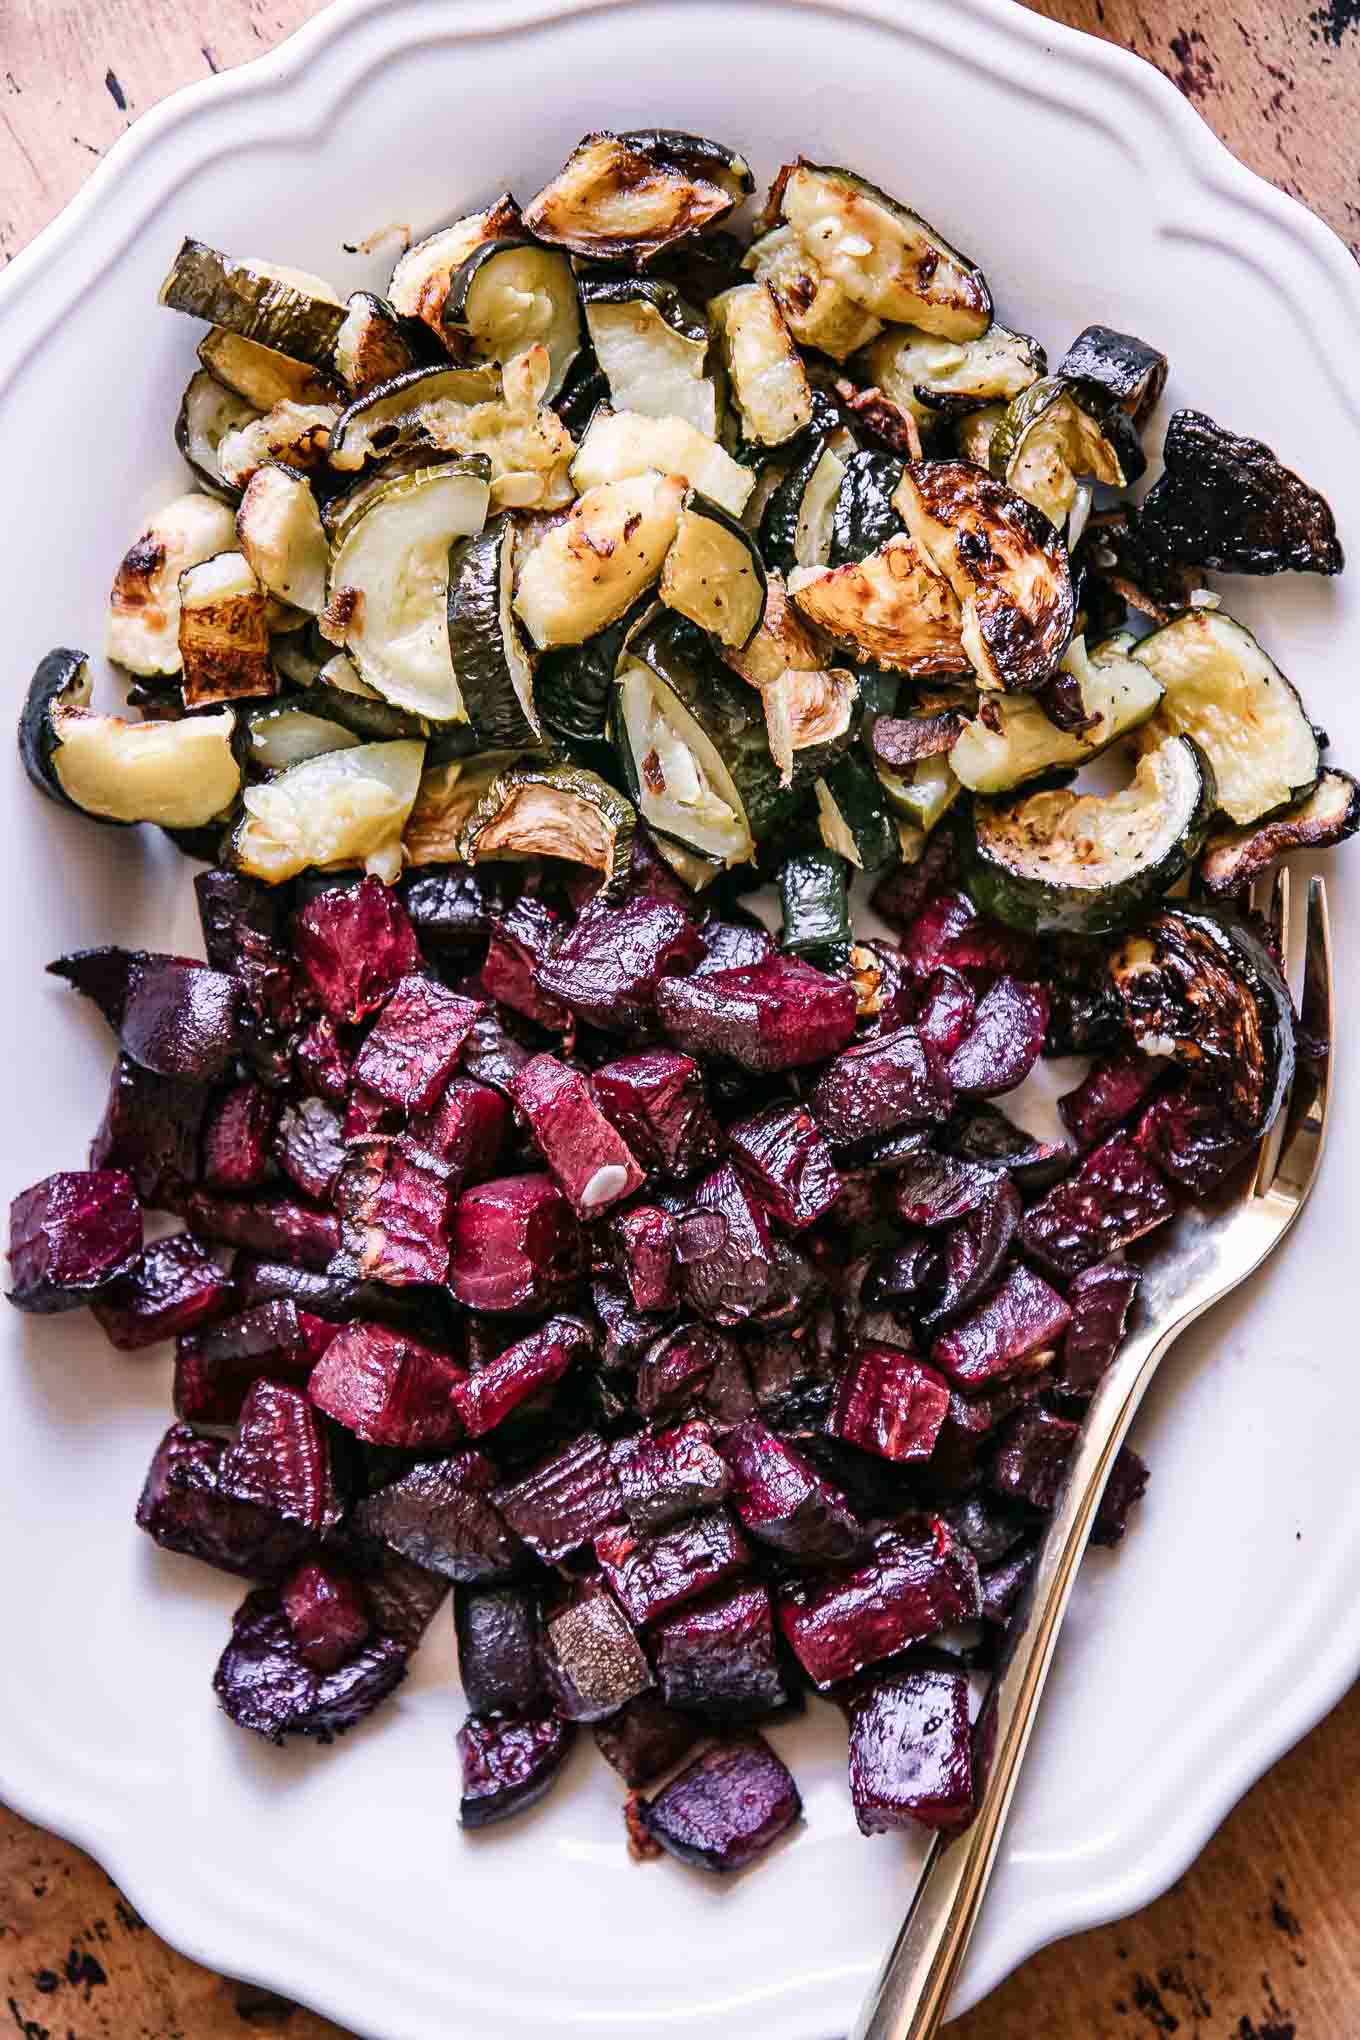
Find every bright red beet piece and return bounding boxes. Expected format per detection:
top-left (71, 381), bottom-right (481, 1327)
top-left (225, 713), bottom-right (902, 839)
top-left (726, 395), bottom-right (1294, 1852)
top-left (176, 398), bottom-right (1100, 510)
top-left (7, 1169), bottom-right (141, 1312)
top-left (728, 1103), bottom-right (842, 1231)
top-left (216, 1378), bottom-right (342, 1532)
top-left (1058, 1257), bottom-right (1141, 1397)
top-left (914, 969), bottom-right (977, 1057)
top-left (357, 1451), bottom-right (522, 1581)
top-left (636, 1323), bottom-right (728, 1419)
top-left (947, 978), bottom-right (1049, 1097)
top-left (90, 1055), bottom-right (205, 1211)
top-left (480, 897), bottom-right (570, 1029)
top-left (454, 1584), bottom-right (545, 1717)
top-left (638, 1734), bottom-right (801, 1872)
top-left (722, 1419), bottom-right (866, 1565)
top-left (214, 1584), bottom-right (407, 1743)
top-left (342, 1085), bottom-right (400, 1144)
top-left (592, 1049), bottom-right (721, 1180)
top-left (349, 975), bottom-right (483, 1114)
top-left (778, 1521), bottom-right (982, 1688)
top-left (408, 1077), bottom-right (510, 1188)
top-left (652, 1582), bottom-right (791, 1720)
top-left (919, 1176), bottom-right (1021, 1329)
top-left (195, 868), bottom-right (298, 1031)
top-left (695, 917), bottom-right (775, 976)
top-left (1059, 1053), bottom-right (1165, 1152)
top-left (829, 1346), bottom-right (951, 1463)
top-left (656, 953), bottom-right (857, 1072)
top-left (448, 1173), bottom-right (584, 1312)
top-left (335, 1141), bottom-right (451, 1286)
top-left (309, 1321), bottom-right (466, 1448)
top-left (201, 1080), bottom-right (278, 1193)
top-left (91, 1232), bottom-right (234, 1350)
top-left (990, 1406), bottom-right (1148, 1545)
top-left (537, 895), bottom-right (705, 1033)
top-left (186, 1191), bottom-right (339, 1270)
top-left (1133, 1086), bottom-right (1256, 1195)
top-left (273, 1096), bottom-right (347, 1203)
top-left (458, 1711), bottom-right (575, 1827)
top-left (510, 1055), bottom-right (644, 1219)
top-left (1020, 1135), bottom-right (1175, 1278)
top-left (613, 1206), bottom-right (678, 1312)
top-left (293, 1017), bottom-right (351, 1103)
top-left (135, 1422), bottom-right (311, 1580)
top-left (451, 1314), bottom-right (592, 1436)
top-left (901, 891), bottom-right (1034, 982)
top-left (848, 1670), bottom-right (974, 1834)
top-left (595, 1508), bottom-right (750, 1626)
top-left (292, 877), bottom-right (419, 1024)
top-left (281, 1555), bottom-right (372, 1672)
top-left (594, 1692), bottom-right (699, 1786)
top-left (930, 1265), bottom-right (1072, 1390)
top-left (811, 1026), bottom-right (953, 1147)
top-left (494, 1431), bottom-right (622, 1562)
top-left (174, 1300), bottom-right (338, 1424)
top-left (611, 1420), bottom-right (730, 1533)
top-left (980, 1546), bottom-right (1036, 1626)
top-left (541, 1582), bottom-right (653, 1721)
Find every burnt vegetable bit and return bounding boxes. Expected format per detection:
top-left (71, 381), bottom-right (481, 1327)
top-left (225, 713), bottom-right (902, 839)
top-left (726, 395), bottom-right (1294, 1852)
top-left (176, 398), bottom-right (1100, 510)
top-left (1138, 408), bottom-right (1343, 576)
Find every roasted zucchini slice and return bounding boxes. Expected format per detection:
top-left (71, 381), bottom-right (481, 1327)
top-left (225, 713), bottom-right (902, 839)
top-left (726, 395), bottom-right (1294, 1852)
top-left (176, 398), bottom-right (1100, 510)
top-left (244, 703), bottom-right (361, 771)
top-left (965, 733), bottom-right (1215, 935)
top-left (874, 749), bottom-right (961, 835)
top-left (1136, 408), bottom-right (1344, 577)
top-left (232, 738), bottom-right (425, 884)
top-left (649, 832), bottom-right (726, 893)
top-left (446, 513), bottom-right (542, 747)
top-left (778, 848), bottom-right (851, 965)
top-left (1056, 325), bottom-right (1167, 428)
top-left (857, 322), bottom-right (1045, 425)
top-left (197, 327), bottom-right (338, 409)
top-left (955, 403), bottom-right (1006, 469)
top-left (330, 358), bottom-right (573, 510)
top-left (325, 361), bottom-right (501, 472)
top-left (444, 239), bottom-right (581, 400)
top-left (990, 376), bottom-right (1145, 535)
top-left (1199, 768), bottom-right (1360, 896)
top-left (312, 653), bottom-right (432, 744)
top-left (402, 748), bottom-right (524, 865)
top-left (723, 571), bottom-right (826, 690)
top-left (387, 195), bottom-right (522, 336)
top-left (176, 371), bottom-right (260, 500)
top-left (788, 534), bottom-right (968, 676)
top-left (741, 225), bottom-right (883, 362)
top-left (524, 130), bottom-right (746, 261)
top-left (762, 666), bottom-right (859, 788)
top-left (332, 292), bottom-right (423, 395)
top-left (533, 601), bottom-right (649, 749)
top-left (217, 400), bottom-right (340, 491)
top-left (616, 129), bottom-right (753, 201)
top-left (1130, 607), bottom-right (1320, 825)
top-left (108, 492), bottom-right (239, 676)
top-left (324, 460), bottom-right (491, 720)
top-left (579, 275), bottom-right (718, 436)
top-left (829, 447), bottom-right (905, 567)
top-left (236, 464), bottom-right (328, 614)
top-left (949, 633), bottom-right (1163, 794)
top-left (814, 751), bottom-right (898, 871)
top-left (893, 460), bottom-right (1075, 691)
top-left (709, 283), bottom-right (813, 448)
top-left (659, 489), bottom-right (767, 649)
top-left (178, 551), bottom-right (274, 707)
top-left (568, 408), bottom-right (753, 516)
top-left (760, 440), bottom-right (848, 577)
top-left (159, 240), bottom-right (346, 370)
top-left (775, 162), bottom-right (991, 338)
top-left (462, 760), bottom-right (635, 893)
top-left (513, 472), bottom-right (684, 648)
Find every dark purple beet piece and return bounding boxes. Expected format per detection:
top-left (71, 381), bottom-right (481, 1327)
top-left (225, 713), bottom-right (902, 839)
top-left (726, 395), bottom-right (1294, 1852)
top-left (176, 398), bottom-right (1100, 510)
top-left (341, 1536), bottom-right (451, 1650)
top-left (638, 1734), bottom-right (801, 1872)
top-left (537, 895), bottom-right (705, 1034)
top-left (335, 1141), bottom-right (451, 1287)
top-left (460, 1004), bottom-right (536, 1098)
top-left (848, 1669), bottom-right (974, 1833)
top-left (201, 1080), bottom-right (277, 1193)
top-left (703, 1335), bottom-right (758, 1423)
top-left (980, 1546), bottom-right (1036, 1626)
top-left (510, 1055), bottom-right (644, 1219)
top-left (947, 978), bottom-right (1049, 1097)
top-left (656, 954), bottom-right (857, 1073)
top-left (1133, 1086), bottom-right (1257, 1195)
top-left (913, 969), bottom-right (977, 1058)
top-left (721, 1419), bottom-right (866, 1565)
top-left (397, 862), bottom-right (508, 947)
top-left (195, 868), bottom-right (297, 1031)
top-left (135, 1423), bottom-right (311, 1580)
top-left (829, 1346), bottom-right (951, 1463)
top-left (117, 960), bottom-right (244, 1082)
top-left (186, 1191), bottom-right (339, 1270)
top-left (7, 1169), bottom-right (141, 1311)
top-left (862, 1239), bottom-right (945, 1318)
top-left (216, 1378), bottom-right (342, 1532)
top-left (409, 1077), bottom-right (510, 1189)
top-left (728, 1103), bottom-right (842, 1232)
top-left (273, 1096), bottom-right (347, 1203)
top-left (636, 1323), bottom-right (728, 1419)
top-left (928, 1377), bottom-right (1047, 1493)
top-left (919, 1176), bottom-right (1021, 1329)
top-left (452, 1314), bottom-right (592, 1436)
top-left (592, 1049), bottom-right (721, 1180)
top-left (90, 1233), bottom-right (232, 1350)
top-left (679, 1164), bottom-right (781, 1325)
top-left (357, 1451), bottom-right (523, 1581)
top-left (90, 1055), bottom-right (205, 1211)
top-left (941, 1493), bottom-right (1033, 1568)
top-left (214, 1584), bottom-right (407, 1743)
top-left (447, 1174), bottom-right (584, 1313)
top-left (930, 1265), bottom-right (1071, 1390)
top-left (594, 1692), bottom-right (699, 1786)
top-left (990, 1406), bottom-right (1149, 1544)
top-left (281, 1555), bottom-right (372, 1672)
top-left (1059, 1257), bottom-right (1141, 1397)
top-left (652, 1581), bottom-right (791, 1720)
top-left (174, 1299), bottom-right (337, 1424)
top-left (695, 917), bottom-right (775, 976)
top-left (901, 891), bottom-right (1034, 982)
top-left (292, 876), bottom-right (419, 1024)
top-left (593, 1276), bottom-right (662, 1373)
top-left (1020, 1135), bottom-right (1175, 1278)
top-left (481, 897), bottom-right (570, 1028)
top-left (941, 1102), bottom-right (1075, 1194)
top-left (495, 1431), bottom-right (623, 1562)
top-left (458, 1711), bottom-right (574, 1827)
top-left (778, 1520), bottom-right (982, 1688)
top-left (233, 1255), bottom-right (448, 1335)
top-left (455, 1584), bottom-right (544, 1716)
top-left (46, 945), bottom-right (163, 1028)
top-left (350, 975), bottom-right (483, 1113)
top-left (613, 1206), bottom-right (678, 1312)
top-left (1060, 1053), bottom-right (1165, 1152)
top-left (293, 1018), bottom-right (352, 1104)
top-left (541, 1582), bottom-right (653, 1721)
top-left (894, 1152), bottom-right (998, 1228)
top-left (595, 1508), bottom-right (750, 1626)
top-left (868, 833), bottom-right (957, 930)
top-left (811, 1026), bottom-right (952, 1146)
top-left (612, 1420), bottom-right (730, 1533)
top-left (309, 1322), bottom-right (466, 1447)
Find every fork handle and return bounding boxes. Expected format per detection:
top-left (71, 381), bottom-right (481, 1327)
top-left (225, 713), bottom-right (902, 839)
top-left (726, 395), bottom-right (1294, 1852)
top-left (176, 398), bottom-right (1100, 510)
top-left (851, 1313), bottom-right (1179, 2040)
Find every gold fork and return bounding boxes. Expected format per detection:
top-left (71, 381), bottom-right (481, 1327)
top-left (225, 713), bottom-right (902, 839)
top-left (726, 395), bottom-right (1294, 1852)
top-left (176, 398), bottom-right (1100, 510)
top-left (853, 869), bottom-right (1333, 2040)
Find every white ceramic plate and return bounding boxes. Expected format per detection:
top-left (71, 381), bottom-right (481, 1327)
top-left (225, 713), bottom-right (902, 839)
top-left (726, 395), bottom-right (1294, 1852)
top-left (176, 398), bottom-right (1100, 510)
top-left (2, 2), bottom-right (1358, 2033)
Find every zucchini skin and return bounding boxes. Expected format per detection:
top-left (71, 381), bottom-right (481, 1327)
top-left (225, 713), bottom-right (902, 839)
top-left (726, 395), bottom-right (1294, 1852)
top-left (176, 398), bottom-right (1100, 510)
top-left (18, 649), bottom-right (113, 819)
top-left (159, 240), bottom-right (345, 370)
top-left (1056, 324), bottom-right (1168, 428)
top-left (534, 601), bottom-right (649, 749)
top-left (446, 515), bottom-right (543, 749)
top-left (463, 760), bottom-right (636, 898)
top-left (778, 849), bottom-right (851, 966)
top-left (830, 449), bottom-right (905, 567)
top-left (815, 751), bottom-right (898, 872)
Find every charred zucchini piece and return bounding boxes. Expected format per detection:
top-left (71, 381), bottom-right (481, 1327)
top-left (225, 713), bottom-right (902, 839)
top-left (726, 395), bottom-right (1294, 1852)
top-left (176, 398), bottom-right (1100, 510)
top-left (217, 401), bottom-right (340, 492)
top-left (1199, 768), bottom-right (1360, 895)
top-left (893, 461), bottom-right (1075, 692)
top-left (524, 131), bottom-right (746, 261)
top-left (446, 514), bottom-right (542, 747)
top-left (760, 441), bottom-right (848, 577)
top-left (990, 376), bottom-right (1145, 536)
top-left (829, 448), bottom-right (905, 567)
top-left (723, 572), bottom-right (827, 690)
top-left (244, 703), bottom-right (361, 771)
top-left (232, 738), bottom-right (425, 884)
top-left (445, 239), bottom-right (581, 400)
top-left (814, 751), bottom-right (898, 871)
top-left (649, 834), bottom-right (726, 893)
top-left (236, 465), bottom-right (327, 614)
top-left (568, 409), bottom-right (753, 516)
top-left (709, 283), bottom-right (813, 448)
top-left (950, 634), bottom-right (1163, 794)
top-left (177, 552), bottom-right (274, 707)
top-left (388, 196), bottom-right (522, 336)
top-left (402, 748), bottom-right (524, 865)
top-left (776, 162), bottom-right (991, 339)
top-left (762, 666), bottom-right (859, 788)
top-left (965, 733), bottom-right (1215, 935)
top-left (616, 129), bottom-right (753, 200)
top-left (742, 225), bottom-right (883, 362)
top-left (857, 322), bottom-right (1045, 424)
top-left (659, 490), bottom-right (767, 650)
top-left (1131, 607), bottom-right (1320, 825)
top-left (332, 292), bottom-right (423, 395)
top-left (1056, 325), bottom-right (1167, 428)
top-left (1137, 408), bottom-right (1343, 576)
top-left (197, 328), bottom-right (338, 409)
top-left (176, 372), bottom-right (260, 501)
top-left (159, 240), bottom-right (345, 370)
top-left (326, 361), bottom-right (501, 472)
top-left (312, 654), bottom-right (432, 744)
top-left (788, 535), bottom-right (968, 676)
top-left (874, 750), bottom-right (961, 835)
top-left (579, 275), bottom-right (717, 436)
top-left (533, 602), bottom-right (650, 749)
top-left (779, 849), bottom-right (851, 965)
top-left (462, 760), bottom-right (635, 893)
top-left (108, 492), bottom-right (239, 676)
top-left (514, 473), bottom-right (684, 648)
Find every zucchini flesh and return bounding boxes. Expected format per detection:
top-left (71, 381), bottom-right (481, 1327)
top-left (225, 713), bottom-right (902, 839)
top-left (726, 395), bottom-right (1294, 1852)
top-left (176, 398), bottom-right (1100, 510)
top-left (778, 163), bottom-right (991, 338)
top-left (445, 239), bottom-right (580, 400)
top-left (857, 322), bottom-right (1044, 424)
top-left (955, 403), bottom-right (1006, 468)
top-left (762, 666), bottom-right (858, 788)
top-left (388, 196), bottom-right (521, 335)
top-left (990, 377), bottom-right (1143, 533)
top-left (814, 751), bottom-right (898, 871)
top-left (760, 437), bottom-right (848, 577)
top-left (462, 762), bottom-right (636, 893)
top-left (709, 283), bottom-right (813, 447)
top-left (1199, 768), bottom-right (1360, 895)
top-left (524, 133), bottom-right (741, 260)
top-left (649, 832), bottom-right (726, 893)
top-left (568, 409), bottom-right (753, 516)
top-left (236, 464), bottom-right (327, 614)
top-left (513, 473), bottom-right (684, 648)
top-left (314, 654), bottom-right (431, 743)
top-left (233, 738), bottom-right (425, 883)
top-left (246, 705), bottom-right (361, 771)
top-left (582, 287), bottom-right (718, 437)
top-left (403, 749), bottom-right (525, 865)
top-left (177, 550), bottom-right (274, 707)
top-left (788, 536), bottom-right (967, 676)
top-left (446, 514), bottom-right (542, 746)
top-left (724, 572), bottom-right (826, 689)
top-left (176, 371), bottom-right (260, 499)
top-left (949, 634), bottom-right (1163, 793)
top-left (217, 401), bottom-right (340, 490)
top-left (198, 327), bottom-right (337, 409)
top-left (159, 240), bottom-right (345, 369)
top-left (614, 655), bottom-right (753, 866)
top-left (659, 489), bottom-right (768, 649)
top-left (778, 849), bottom-right (851, 965)
top-left (330, 361), bottom-right (574, 510)
top-left (742, 225), bottom-right (882, 362)
top-left (333, 292), bottom-right (421, 395)
top-left (875, 750), bottom-right (961, 834)
top-left (326, 362), bottom-right (500, 471)
top-left (108, 492), bottom-right (239, 677)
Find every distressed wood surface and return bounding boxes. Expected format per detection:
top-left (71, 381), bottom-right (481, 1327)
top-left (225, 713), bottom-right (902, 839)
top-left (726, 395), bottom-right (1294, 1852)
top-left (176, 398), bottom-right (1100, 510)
top-left (2, 3), bottom-right (1358, 2036)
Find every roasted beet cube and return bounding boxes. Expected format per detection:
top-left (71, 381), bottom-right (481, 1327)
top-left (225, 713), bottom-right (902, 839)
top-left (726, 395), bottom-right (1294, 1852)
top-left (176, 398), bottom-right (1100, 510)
top-left (118, 960), bottom-right (244, 1083)
top-left (695, 917), bottom-right (775, 976)
top-left (216, 1378), bottom-right (342, 1532)
top-left (722, 1420), bottom-right (866, 1565)
top-left (398, 863), bottom-right (509, 946)
top-left (778, 1521), bottom-right (982, 1688)
top-left (914, 970), bottom-right (977, 1058)
top-left (861, 1239), bottom-right (945, 1320)
top-left (1133, 1086), bottom-right (1257, 1195)
top-left (481, 896), bottom-right (570, 1028)
top-left (638, 1734), bottom-right (801, 1873)
top-left (510, 1056), bottom-right (644, 1219)
top-left (408, 1077), bottom-right (510, 1189)
top-left (1020, 1135), bottom-right (1175, 1278)
top-left (542, 1582), bottom-right (653, 1721)
top-left (341, 1537), bottom-right (451, 1651)
top-left (309, 1321), bottom-right (465, 1448)
top-left (195, 868), bottom-right (297, 1031)
top-left (930, 1265), bottom-right (1072, 1390)
top-left (452, 1314), bottom-right (592, 1436)
top-left (214, 1584), bottom-right (407, 1744)
top-left (947, 978), bottom-right (1049, 1097)
top-left (893, 1152), bottom-right (999, 1228)
top-left (292, 877), bottom-right (419, 1024)
top-left (335, 1142), bottom-right (451, 1287)
top-left (727, 1103), bottom-right (842, 1232)
top-left (745, 1323), bottom-right (840, 1432)
top-left (349, 975), bottom-right (482, 1114)
top-left (7, 1169), bottom-right (140, 1312)
top-left (233, 1254), bottom-right (450, 1336)
top-left (612, 1420), bottom-right (730, 1533)
top-left (595, 1508), bottom-right (750, 1626)
top-left (495, 1431), bottom-right (623, 1562)
top-left (186, 1191), bottom-right (339, 1270)
top-left (460, 1004), bottom-right (536, 1097)
top-left (47, 944), bottom-right (164, 1028)
top-left (868, 834), bottom-right (958, 930)
top-left (273, 1096), bottom-right (347, 1203)
top-left (201, 1080), bottom-right (277, 1193)
top-left (811, 1026), bottom-right (952, 1147)
top-left (919, 1175), bottom-right (1021, 1329)
top-left (941, 1492), bottom-right (1033, 1568)
top-left (652, 1581), bottom-right (791, 1721)
top-left (829, 1347), bottom-right (951, 1464)
top-left (537, 896), bottom-right (705, 1034)
top-left (91, 1232), bottom-right (233, 1351)
top-left (455, 1584), bottom-right (544, 1716)
top-left (679, 1165), bottom-right (780, 1325)
top-left (980, 1546), bottom-right (1036, 1626)
top-left (901, 891), bottom-right (1033, 982)
top-left (613, 1207), bottom-right (678, 1312)
top-left (657, 954), bottom-right (857, 1073)
top-left (593, 1275), bottom-right (660, 1372)
top-left (448, 1174), bottom-right (584, 1313)
top-left (594, 1691), bottom-right (700, 1787)
top-left (990, 1406), bottom-right (1149, 1545)
top-left (293, 1018), bottom-right (352, 1104)
top-left (343, 1085), bottom-right (401, 1144)
top-left (458, 1711), bottom-right (575, 1827)
top-left (174, 1299), bottom-right (337, 1424)
top-left (929, 1377), bottom-right (1047, 1493)
top-left (847, 1670), bottom-right (974, 1834)
top-left (90, 1055), bottom-right (205, 1211)
top-left (636, 1323), bottom-right (728, 1419)
top-left (135, 1422), bottom-right (311, 1580)
top-left (281, 1556), bottom-right (372, 1673)
top-left (942, 1102), bottom-right (1075, 1194)
top-left (592, 1049), bottom-right (721, 1181)
top-left (357, 1452), bottom-right (523, 1581)
top-left (1059, 1053), bottom-right (1165, 1152)
top-left (1059, 1257), bottom-right (1141, 1397)
top-left (702, 1336), bottom-right (758, 1424)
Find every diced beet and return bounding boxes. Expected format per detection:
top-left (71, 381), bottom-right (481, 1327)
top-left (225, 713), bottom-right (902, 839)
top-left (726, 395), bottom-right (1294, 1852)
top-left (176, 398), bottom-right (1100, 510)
top-left (201, 1080), bottom-right (278, 1193)
top-left (7, 1169), bottom-right (141, 1312)
top-left (309, 1321), bottom-right (466, 1448)
top-left (195, 868), bottom-right (298, 1031)
top-left (349, 975), bottom-right (483, 1114)
top-left (721, 1420), bottom-right (866, 1565)
top-left (861, 1239), bottom-right (945, 1319)
top-left (90, 1055), bottom-right (205, 1211)
top-left (537, 896), bottom-right (706, 1034)
top-left (187, 1191), bottom-right (339, 1270)
top-left (455, 1584), bottom-right (544, 1716)
top-left (928, 1377), bottom-right (1047, 1493)
top-left (919, 1176), bottom-right (1021, 1329)
top-left (272, 1096), bottom-right (347, 1203)
top-left (1059, 1257), bottom-right (1141, 1397)
top-left (941, 1493), bottom-right (1033, 1568)
top-left (613, 1207), bottom-right (679, 1312)
top-left (652, 1581), bottom-right (792, 1723)
top-left (703, 1337), bottom-right (758, 1423)
top-left (595, 1508), bottom-right (750, 1626)
top-left (481, 897), bottom-right (570, 1028)
top-left (341, 1536), bottom-right (451, 1651)
top-left (495, 1431), bottom-right (623, 1562)
top-left (980, 1546), bottom-right (1036, 1626)
top-left (460, 1004), bottom-right (536, 1098)
top-left (592, 1050), bottom-right (721, 1180)
top-left (1043, 938), bottom-right (1125, 1057)
top-left (778, 1520), bottom-right (982, 1688)
top-left (941, 1102), bottom-right (1075, 1194)
top-left (695, 917), bottom-right (775, 976)
top-left (811, 1026), bottom-right (952, 1147)
top-left (510, 1056), bottom-right (644, 1219)
top-left (89, 1233), bottom-right (232, 1351)
top-left (214, 1583), bottom-right (407, 1744)
top-left (1133, 1086), bottom-right (1257, 1195)
top-left (1059, 1053), bottom-right (1166, 1152)
top-left (868, 834), bottom-right (957, 930)
top-left (335, 1141), bottom-right (451, 1287)
top-left (612, 1420), bottom-right (731, 1533)
top-left (728, 1103), bottom-right (841, 1232)
top-left (594, 1691), bottom-right (700, 1786)
top-left (117, 960), bottom-right (244, 1082)
top-left (913, 969), bottom-right (977, 1059)
top-left (1020, 1135), bottom-right (1175, 1278)
top-left (541, 1582), bottom-right (653, 1721)
top-left (458, 1710), bottom-right (574, 1827)
top-left (638, 1734), bottom-right (801, 1872)
top-left (1091, 1444), bottom-right (1151, 1546)
top-left (678, 1164), bottom-right (782, 1325)
top-left (47, 945), bottom-right (165, 1028)
top-left (930, 1265), bottom-right (1071, 1390)
top-left (593, 1276), bottom-right (662, 1373)
top-left (845, 1125), bottom-right (933, 1176)
top-left (901, 891), bottom-right (1034, 982)
top-left (357, 1452), bottom-right (523, 1581)
top-left (657, 954), bottom-right (857, 1072)
top-left (447, 1174), bottom-right (583, 1313)
top-left (990, 1406), bottom-right (1148, 1544)
top-left (452, 1314), bottom-right (592, 1436)
top-left (175, 1299), bottom-right (338, 1424)
top-left (635, 1323), bottom-right (727, 1419)
top-left (408, 1077), bottom-right (510, 1189)
top-left (893, 1152), bottom-right (998, 1228)
top-left (292, 876), bottom-right (419, 1024)
top-left (398, 863), bottom-right (509, 947)
top-left (216, 1378), bottom-right (342, 1532)
top-left (293, 1018), bottom-right (352, 1104)
top-left (947, 978), bottom-right (1049, 1097)
top-left (829, 1346), bottom-right (951, 1463)
top-left (745, 1318), bottom-right (840, 1431)
top-left (847, 1670), bottom-right (974, 1834)
top-left (233, 1255), bottom-right (447, 1335)
top-left (135, 1422), bottom-right (311, 1580)
top-left (342, 1085), bottom-right (401, 1144)
top-left (281, 1555), bottom-right (372, 1672)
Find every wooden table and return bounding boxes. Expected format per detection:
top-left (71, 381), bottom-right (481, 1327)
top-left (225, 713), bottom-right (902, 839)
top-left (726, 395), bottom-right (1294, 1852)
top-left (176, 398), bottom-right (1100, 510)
top-left (2, 4), bottom-right (1358, 2034)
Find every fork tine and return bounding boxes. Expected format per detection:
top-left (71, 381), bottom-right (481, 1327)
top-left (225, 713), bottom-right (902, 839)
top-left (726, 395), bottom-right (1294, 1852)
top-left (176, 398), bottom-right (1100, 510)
top-left (1250, 864), bottom-right (1294, 1194)
top-left (1268, 876), bottom-right (1332, 1204)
